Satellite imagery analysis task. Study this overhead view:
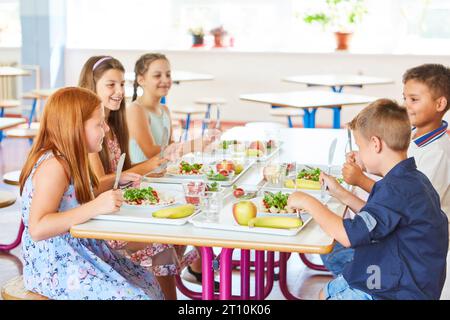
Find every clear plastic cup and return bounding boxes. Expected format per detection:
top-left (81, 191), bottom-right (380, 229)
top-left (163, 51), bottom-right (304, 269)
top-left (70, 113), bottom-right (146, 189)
top-left (202, 189), bottom-right (223, 222)
top-left (182, 181), bottom-right (206, 207)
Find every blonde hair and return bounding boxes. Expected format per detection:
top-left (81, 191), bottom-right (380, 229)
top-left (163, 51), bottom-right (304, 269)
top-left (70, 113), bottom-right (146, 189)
top-left (78, 56), bottom-right (131, 173)
top-left (132, 53), bottom-right (169, 102)
top-left (348, 99), bottom-right (411, 151)
top-left (19, 87), bottom-right (101, 204)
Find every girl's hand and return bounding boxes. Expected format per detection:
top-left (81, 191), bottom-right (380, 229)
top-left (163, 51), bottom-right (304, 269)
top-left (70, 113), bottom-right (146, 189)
top-left (320, 172), bottom-right (346, 199)
top-left (202, 128), bottom-right (222, 152)
top-left (93, 189), bottom-right (123, 215)
top-left (287, 191), bottom-right (314, 211)
top-left (163, 142), bottom-right (183, 162)
top-left (147, 155), bottom-right (168, 170)
top-left (342, 162), bottom-right (365, 187)
top-left (119, 172), bottom-right (142, 188)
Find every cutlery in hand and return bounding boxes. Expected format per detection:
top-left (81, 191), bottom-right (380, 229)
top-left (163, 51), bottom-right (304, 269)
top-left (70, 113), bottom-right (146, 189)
top-left (113, 153), bottom-right (126, 190)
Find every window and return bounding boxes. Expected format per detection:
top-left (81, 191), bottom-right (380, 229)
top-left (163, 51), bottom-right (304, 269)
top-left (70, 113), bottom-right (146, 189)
top-left (0, 0), bottom-right (21, 47)
top-left (64, 0), bottom-right (450, 54)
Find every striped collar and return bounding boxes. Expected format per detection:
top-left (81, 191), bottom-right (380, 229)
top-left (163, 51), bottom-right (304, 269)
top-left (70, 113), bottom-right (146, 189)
top-left (412, 120), bottom-right (448, 148)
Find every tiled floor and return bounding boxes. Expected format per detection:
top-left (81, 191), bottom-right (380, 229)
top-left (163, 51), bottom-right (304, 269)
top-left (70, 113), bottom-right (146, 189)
top-left (1, 122), bottom-right (449, 300)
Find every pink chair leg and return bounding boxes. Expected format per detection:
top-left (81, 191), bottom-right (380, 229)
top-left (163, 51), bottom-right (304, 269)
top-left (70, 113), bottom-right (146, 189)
top-left (219, 248), bottom-right (234, 300)
top-left (299, 253), bottom-right (328, 272)
top-left (175, 276), bottom-right (203, 300)
top-left (254, 250), bottom-right (265, 300)
top-left (240, 249), bottom-right (250, 299)
top-left (264, 251), bottom-right (275, 299)
top-left (0, 220), bottom-right (24, 252)
top-left (201, 247), bottom-right (215, 300)
top-left (278, 252), bottom-right (302, 300)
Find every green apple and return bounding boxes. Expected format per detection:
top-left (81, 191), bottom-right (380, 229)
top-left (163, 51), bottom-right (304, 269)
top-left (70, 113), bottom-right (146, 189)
top-left (232, 201), bottom-right (257, 226)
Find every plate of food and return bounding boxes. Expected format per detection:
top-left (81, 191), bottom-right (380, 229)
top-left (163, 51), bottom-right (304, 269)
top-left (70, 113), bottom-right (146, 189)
top-left (122, 186), bottom-right (177, 209)
top-left (204, 160), bottom-right (240, 181)
top-left (166, 160), bottom-right (206, 178)
top-left (283, 167), bottom-right (344, 190)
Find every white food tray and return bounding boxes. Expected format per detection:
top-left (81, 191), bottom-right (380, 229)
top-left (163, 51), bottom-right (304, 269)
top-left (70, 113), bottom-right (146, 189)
top-left (188, 196), bottom-right (312, 236)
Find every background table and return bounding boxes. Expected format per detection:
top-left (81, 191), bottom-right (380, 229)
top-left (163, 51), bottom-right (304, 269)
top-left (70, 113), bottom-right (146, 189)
top-left (282, 74), bottom-right (394, 128)
top-left (240, 90), bottom-right (376, 129)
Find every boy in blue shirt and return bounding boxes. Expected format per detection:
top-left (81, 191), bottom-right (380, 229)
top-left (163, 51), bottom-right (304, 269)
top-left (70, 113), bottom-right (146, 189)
top-left (321, 63), bottom-right (450, 279)
top-left (288, 99), bottom-right (448, 300)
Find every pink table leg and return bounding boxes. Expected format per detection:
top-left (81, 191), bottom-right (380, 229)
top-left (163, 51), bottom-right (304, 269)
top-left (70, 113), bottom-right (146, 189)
top-left (0, 220), bottom-right (24, 252)
top-left (219, 248), bottom-right (234, 300)
top-left (278, 252), bottom-right (302, 300)
top-left (200, 246), bottom-right (215, 300)
top-left (240, 249), bottom-right (251, 299)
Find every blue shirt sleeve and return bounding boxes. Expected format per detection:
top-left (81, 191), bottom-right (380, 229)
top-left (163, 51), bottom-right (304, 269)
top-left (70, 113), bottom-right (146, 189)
top-left (343, 182), bottom-right (403, 248)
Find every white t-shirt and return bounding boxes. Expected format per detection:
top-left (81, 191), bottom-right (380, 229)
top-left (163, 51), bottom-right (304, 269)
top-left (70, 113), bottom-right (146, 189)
top-left (408, 126), bottom-right (450, 218)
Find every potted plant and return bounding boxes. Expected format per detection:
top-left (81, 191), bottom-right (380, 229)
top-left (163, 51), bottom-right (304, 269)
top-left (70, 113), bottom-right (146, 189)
top-left (210, 25), bottom-right (227, 48)
top-left (303, 0), bottom-right (367, 51)
top-left (188, 27), bottom-right (205, 47)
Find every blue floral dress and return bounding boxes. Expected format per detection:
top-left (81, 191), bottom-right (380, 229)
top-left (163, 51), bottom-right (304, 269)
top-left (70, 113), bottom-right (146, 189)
top-left (21, 152), bottom-right (164, 300)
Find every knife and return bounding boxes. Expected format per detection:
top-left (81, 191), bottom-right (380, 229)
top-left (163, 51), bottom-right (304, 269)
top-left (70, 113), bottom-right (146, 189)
top-left (151, 127), bottom-right (170, 174)
top-left (328, 138), bottom-right (337, 175)
top-left (113, 153), bottom-right (126, 190)
top-left (321, 138), bottom-right (337, 200)
top-left (347, 128), bottom-right (353, 152)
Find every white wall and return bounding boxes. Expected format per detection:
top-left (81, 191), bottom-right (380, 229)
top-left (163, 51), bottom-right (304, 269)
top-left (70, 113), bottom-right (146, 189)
top-left (3, 47), bottom-right (450, 126)
top-left (65, 49), bottom-right (450, 126)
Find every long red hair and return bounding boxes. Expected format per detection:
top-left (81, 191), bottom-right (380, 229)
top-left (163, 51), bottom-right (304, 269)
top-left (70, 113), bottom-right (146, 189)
top-left (19, 87), bottom-right (102, 204)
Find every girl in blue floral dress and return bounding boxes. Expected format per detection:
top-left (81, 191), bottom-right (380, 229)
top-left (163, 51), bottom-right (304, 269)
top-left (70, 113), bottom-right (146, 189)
top-left (19, 87), bottom-right (164, 300)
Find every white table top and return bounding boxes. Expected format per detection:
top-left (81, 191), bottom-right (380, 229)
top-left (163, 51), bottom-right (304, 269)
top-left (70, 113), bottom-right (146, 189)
top-left (283, 74), bottom-right (394, 87)
top-left (240, 90), bottom-right (377, 109)
top-left (71, 128), bottom-right (350, 254)
top-left (0, 66), bottom-right (31, 77)
top-left (0, 118), bottom-right (26, 130)
top-left (125, 70), bottom-right (214, 83)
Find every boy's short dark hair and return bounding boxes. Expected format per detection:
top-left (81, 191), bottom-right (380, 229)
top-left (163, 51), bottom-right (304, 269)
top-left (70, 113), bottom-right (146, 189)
top-left (403, 63), bottom-right (450, 111)
top-left (349, 99), bottom-right (411, 152)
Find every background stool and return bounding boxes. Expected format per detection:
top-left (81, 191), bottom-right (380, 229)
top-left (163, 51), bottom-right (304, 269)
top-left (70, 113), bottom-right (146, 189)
top-left (0, 190), bottom-right (16, 208)
top-left (0, 99), bottom-right (22, 142)
top-left (3, 170), bottom-right (20, 186)
top-left (171, 105), bottom-right (206, 141)
top-left (1, 276), bottom-right (49, 300)
top-left (4, 127), bottom-right (38, 145)
top-left (194, 97), bottom-right (226, 135)
top-left (269, 108), bottom-right (304, 128)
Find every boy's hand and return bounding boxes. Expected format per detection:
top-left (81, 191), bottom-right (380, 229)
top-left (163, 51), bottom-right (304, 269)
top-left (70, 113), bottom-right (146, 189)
top-left (346, 151), bottom-right (365, 171)
top-left (320, 172), bottom-right (346, 199)
top-left (342, 162), bottom-right (365, 187)
top-left (287, 191), bottom-right (315, 211)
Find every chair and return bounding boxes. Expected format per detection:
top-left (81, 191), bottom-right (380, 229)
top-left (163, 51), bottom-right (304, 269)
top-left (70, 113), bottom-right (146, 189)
top-left (1, 276), bottom-right (49, 300)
